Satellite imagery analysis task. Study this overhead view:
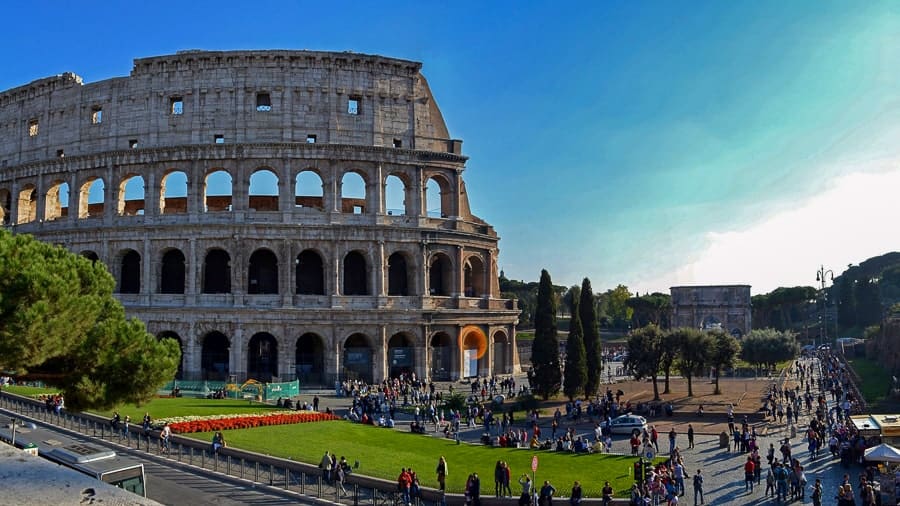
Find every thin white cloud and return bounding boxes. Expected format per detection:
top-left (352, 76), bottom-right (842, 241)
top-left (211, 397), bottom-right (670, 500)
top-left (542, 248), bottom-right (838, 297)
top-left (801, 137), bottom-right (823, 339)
top-left (640, 167), bottom-right (900, 294)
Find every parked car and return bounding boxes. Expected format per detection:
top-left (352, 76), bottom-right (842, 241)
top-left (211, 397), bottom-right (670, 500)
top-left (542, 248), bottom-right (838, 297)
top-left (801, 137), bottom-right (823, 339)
top-left (608, 414), bottom-right (648, 434)
top-left (612, 353), bottom-right (629, 362)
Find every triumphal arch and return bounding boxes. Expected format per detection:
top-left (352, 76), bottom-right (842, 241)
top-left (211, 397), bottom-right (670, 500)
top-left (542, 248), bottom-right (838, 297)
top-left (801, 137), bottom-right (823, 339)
top-left (0, 50), bottom-right (519, 384)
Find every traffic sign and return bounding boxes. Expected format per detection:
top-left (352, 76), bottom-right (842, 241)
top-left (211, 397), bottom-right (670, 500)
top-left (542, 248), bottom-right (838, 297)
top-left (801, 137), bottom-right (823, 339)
top-left (531, 455), bottom-right (538, 472)
top-left (644, 449), bottom-right (654, 460)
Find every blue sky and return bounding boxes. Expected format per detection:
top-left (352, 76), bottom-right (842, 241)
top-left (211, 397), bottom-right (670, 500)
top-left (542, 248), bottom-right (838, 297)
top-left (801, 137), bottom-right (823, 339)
top-left (3, 1), bottom-right (899, 294)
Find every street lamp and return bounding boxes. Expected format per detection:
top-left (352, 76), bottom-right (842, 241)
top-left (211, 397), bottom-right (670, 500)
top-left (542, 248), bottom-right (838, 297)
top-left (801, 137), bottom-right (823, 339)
top-left (816, 265), bottom-right (834, 345)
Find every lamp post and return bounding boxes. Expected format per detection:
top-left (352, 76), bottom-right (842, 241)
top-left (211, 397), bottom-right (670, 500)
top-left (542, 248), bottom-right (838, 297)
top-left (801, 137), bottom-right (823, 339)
top-left (816, 265), bottom-right (834, 345)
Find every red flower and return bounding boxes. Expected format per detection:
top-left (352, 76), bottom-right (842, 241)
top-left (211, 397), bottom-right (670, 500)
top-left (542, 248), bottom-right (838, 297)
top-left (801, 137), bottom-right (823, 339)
top-left (169, 411), bottom-right (340, 434)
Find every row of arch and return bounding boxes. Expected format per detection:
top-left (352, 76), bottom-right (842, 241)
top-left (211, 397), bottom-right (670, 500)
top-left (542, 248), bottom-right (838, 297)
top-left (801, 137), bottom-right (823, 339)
top-left (96, 246), bottom-right (487, 297)
top-left (1, 166), bottom-right (454, 226)
top-left (160, 328), bottom-right (513, 384)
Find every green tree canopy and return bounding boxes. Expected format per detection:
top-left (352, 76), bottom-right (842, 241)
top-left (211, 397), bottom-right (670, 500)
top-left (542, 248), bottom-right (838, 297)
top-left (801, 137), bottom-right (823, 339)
top-left (739, 328), bottom-right (799, 374)
top-left (708, 330), bottom-right (741, 395)
top-left (625, 324), bottom-right (664, 401)
top-left (0, 230), bottom-right (180, 411)
top-left (673, 328), bottom-right (710, 397)
top-left (530, 269), bottom-right (561, 399)
top-left (580, 278), bottom-right (602, 397)
top-left (605, 284), bottom-right (634, 330)
top-left (563, 287), bottom-right (587, 401)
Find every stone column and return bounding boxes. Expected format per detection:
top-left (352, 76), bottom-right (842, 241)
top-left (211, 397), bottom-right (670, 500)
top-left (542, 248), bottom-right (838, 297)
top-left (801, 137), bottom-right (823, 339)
top-left (231, 326), bottom-right (244, 382)
top-left (104, 164), bottom-right (115, 224)
top-left (455, 245), bottom-right (464, 298)
top-left (145, 170), bottom-right (159, 218)
top-left (188, 238), bottom-right (197, 298)
top-left (189, 161), bottom-right (201, 220)
top-left (282, 239), bottom-right (293, 306)
top-left (67, 174), bottom-right (78, 224)
top-left (376, 241), bottom-right (386, 297)
top-left (186, 322), bottom-right (199, 381)
top-left (333, 250), bottom-right (342, 296)
top-left (373, 163), bottom-right (384, 215)
top-left (411, 166), bottom-right (424, 217)
top-left (142, 238), bottom-right (152, 296)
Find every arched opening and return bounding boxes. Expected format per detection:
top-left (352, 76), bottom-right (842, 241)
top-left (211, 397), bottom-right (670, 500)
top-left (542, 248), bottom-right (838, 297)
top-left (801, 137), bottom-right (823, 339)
top-left (343, 251), bottom-right (368, 295)
top-left (0, 188), bottom-right (10, 225)
top-left (16, 184), bottom-right (37, 224)
top-left (157, 331), bottom-right (184, 380)
top-left (295, 333), bottom-right (325, 384)
top-left (343, 333), bottom-right (373, 383)
top-left (201, 331), bottom-right (230, 380)
top-left (203, 249), bottom-right (231, 294)
top-left (296, 250), bottom-right (325, 295)
top-left (78, 177), bottom-right (105, 219)
top-left (119, 249), bottom-right (141, 294)
top-left (44, 181), bottom-right (69, 221)
top-left (247, 332), bottom-right (278, 382)
top-left (248, 249), bottom-right (279, 294)
top-left (493, 331), bottom-right (511, 375)
top-left (425, 177), bottom-right (450, 218)
top-left (340, 171), bottom-right (366, 214)
top-left (204, 170), bottom-right (233, 212)
top-left (118, 174), bottom-right (145, 216)
top-left (80, 250), bottom-right (100, 263)
top-left (430, 332), bottom-right (453, 380)
top-left (464, 256), bottom-right (485, 297)
top-left (429, 253), bottom-right (453, 296)
top-left (461, 326), bottom-right (487, 378)
top-left (701, 315), bottom-right (722, 331)
top-left (249, 169), bottom-right (279, 211)
top-left (387, 333), bottom-right (415, 379)
top-left (160, 170), bottom-right (188, 214)
top-left (294, 170), bottom-right (324, 210)
top-left (384, 174), bottom-right (407, 216)
top-left (387, 252), bottom-right (410, 296)
top-left (160, 249), bottom-right (186, 294)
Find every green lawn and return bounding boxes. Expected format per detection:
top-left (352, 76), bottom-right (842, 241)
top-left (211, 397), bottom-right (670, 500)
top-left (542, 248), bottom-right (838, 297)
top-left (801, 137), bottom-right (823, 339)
top-left (191, 421), bottom-right (642, 497)
top-left (3, 385), bottom-right (60, 397)
top-left (88, 397), bottom-right (281, 420)
top-left (847, 356), bottom-right (891, 409)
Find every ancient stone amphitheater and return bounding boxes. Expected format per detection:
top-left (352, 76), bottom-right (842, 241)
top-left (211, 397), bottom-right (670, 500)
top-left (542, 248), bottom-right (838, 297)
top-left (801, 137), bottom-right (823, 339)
top-left (0, 50), bottom-right (518, 385)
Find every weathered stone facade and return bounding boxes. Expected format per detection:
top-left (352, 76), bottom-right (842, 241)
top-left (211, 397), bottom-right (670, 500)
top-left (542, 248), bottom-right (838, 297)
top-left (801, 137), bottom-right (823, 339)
top-left (670, 285), bottom-right (751, 337)
top-left (0, 50), bottom-right (519, 384)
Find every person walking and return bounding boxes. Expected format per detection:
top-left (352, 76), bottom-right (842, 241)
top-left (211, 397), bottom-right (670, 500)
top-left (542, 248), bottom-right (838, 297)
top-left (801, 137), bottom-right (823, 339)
top-left (692, 469), bottom-right (704, 505)
top-left (518, 474), bottom-right (533, 506)
top-left (436, 456), bottom-right (448, 492)
top-left (159, 422), bottom-right (171, 454)
top-left (601, 480), bottom-right (613, 506)
top-left (320, 451), bottom-right (332, 484)
top-left (687, 424), bottom-right (694, 449)
top-left (668, 427), bottom-right (677, 455)
top-left (673, 460), bottom-right (686, 496)
top-left (811, 478), bottom-right (823, 506)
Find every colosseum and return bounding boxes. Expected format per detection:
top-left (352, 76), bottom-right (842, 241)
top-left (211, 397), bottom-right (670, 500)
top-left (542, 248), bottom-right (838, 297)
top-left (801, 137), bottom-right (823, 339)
top-left (0, 49), bottom-right (519, 385)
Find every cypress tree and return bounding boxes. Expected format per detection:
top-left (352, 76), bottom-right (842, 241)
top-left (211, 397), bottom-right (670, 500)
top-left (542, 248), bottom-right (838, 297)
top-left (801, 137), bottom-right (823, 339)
top-left (580, 277), bottom-right (602, 397)
top-left (530, 269), bottom-right (561, 399)
top-left (563, 288), bottom-right (587, 400)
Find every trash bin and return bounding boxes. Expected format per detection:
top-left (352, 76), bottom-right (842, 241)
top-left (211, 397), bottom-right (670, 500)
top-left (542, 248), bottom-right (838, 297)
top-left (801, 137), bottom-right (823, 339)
top-left (719, 431), bottom-right (729, 449)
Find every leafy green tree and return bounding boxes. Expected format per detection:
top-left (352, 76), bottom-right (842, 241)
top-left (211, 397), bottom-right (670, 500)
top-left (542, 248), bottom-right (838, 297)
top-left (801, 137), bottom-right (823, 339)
top-left (674, 328), bottom-right (710, 397)
top-left (563, 287), bottom-right (587, 400)
top-left (580, 278), bottom-right (602, 397)
top-left (708, 331), bottom-right (741, 395)
top-left (659, 329), bottom-right (684, 394)
top-left (0, 230), bottom-right (180, 411)
top-left (606, 284), bottom-right (634, 330)
top-left (530, 269), bottom-right (561, 399)
top-left (624, 324), bottom-right (664, 401)
top-left (838, 277), bottom-right (857, 330)
top-left (739, 328), bottom-right (798, 375)
top-left (627, 293), bottom-right (673, 329)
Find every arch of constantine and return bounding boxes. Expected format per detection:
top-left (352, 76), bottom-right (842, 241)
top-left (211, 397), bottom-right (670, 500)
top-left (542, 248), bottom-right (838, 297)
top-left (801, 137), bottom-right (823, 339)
top-left (0, 50), bottom-right (519, 384)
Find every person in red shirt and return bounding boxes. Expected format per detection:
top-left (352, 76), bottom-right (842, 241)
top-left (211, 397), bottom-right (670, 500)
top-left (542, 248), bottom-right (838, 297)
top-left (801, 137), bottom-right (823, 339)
top-left (398, 468), bottom-right (412, 505)
top-left (630, 434), bottom-right (641, 456)
top-left (743, 457), bottom-right (755, 493)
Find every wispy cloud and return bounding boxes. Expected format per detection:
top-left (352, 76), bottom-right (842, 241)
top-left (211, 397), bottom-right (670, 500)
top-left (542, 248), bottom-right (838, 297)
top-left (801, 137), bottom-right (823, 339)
top-left (635, 166), bottom-right (900, 294)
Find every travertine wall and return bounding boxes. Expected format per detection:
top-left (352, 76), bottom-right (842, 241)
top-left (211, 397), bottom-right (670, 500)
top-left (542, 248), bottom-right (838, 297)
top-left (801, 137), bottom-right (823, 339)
top-left (0, 50), bottom-right (518, 384)
top-left (670, 285), bottom-right (751, 337)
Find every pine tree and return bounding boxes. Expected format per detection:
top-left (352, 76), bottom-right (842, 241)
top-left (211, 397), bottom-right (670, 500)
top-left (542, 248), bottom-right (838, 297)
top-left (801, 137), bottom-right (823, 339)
top-left (563, 289), bottom-right (587, 400)
top-left (530, 269), bottom-right (561, 399)
top-left (580, 277), bottom-right (601, 397)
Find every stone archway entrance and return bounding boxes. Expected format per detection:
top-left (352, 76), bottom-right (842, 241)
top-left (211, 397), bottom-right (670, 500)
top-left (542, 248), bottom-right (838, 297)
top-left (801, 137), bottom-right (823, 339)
top-left (387, 333), bottom-right (415, 379)
top-left (430, 332), bottom-right (453, 381)
top-left (493, 330), bottom-right (511, 375)
top-left (201, 332), bottom-right (230, 381)
top-left (343, 333), bottom-right (373, 383)
top-left (296, 333), bottom-right (325, 384)
top-left (247, 332), bottom-right (278, 381)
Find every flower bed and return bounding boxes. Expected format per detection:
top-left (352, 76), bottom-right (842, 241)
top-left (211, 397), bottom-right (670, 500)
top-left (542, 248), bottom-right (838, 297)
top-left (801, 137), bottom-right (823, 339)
top-left (161, 411), bottom-right (340, 433)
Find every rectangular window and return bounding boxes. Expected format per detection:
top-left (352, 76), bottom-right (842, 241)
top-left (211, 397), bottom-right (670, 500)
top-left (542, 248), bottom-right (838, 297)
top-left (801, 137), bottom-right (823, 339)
top-left (392, 138), bottom-right (402, 148)
top-left (347, 97), bottom-right (360, 115)
top-left (306, 134), bottom-right (317, 144)
top-left (256, 92), bottom-right (272, 112)
top-left (91, 107), bottom-right (103, 124)
top-left (171, 97), bottom-right (184, 115)
top-left (28, 119), bottom-right (39, 137)
top-left (214, 134), bottom-right (224, 144)
top-left (129, 139), bottom-right (138, 149)
top-left (56, 149), bottom-right (65, 158)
